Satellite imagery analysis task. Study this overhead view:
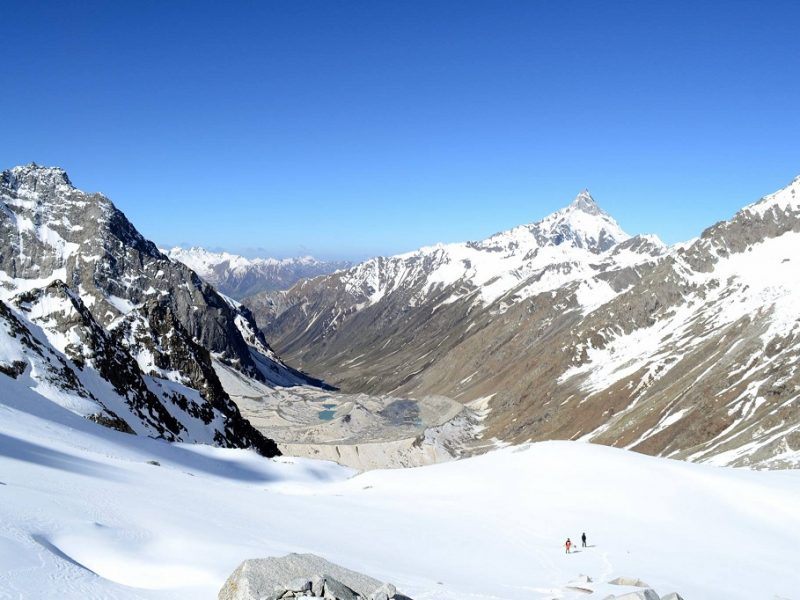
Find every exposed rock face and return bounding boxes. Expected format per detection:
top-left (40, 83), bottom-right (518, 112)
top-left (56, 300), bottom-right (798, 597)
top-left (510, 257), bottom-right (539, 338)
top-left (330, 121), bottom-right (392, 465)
top-left (218, 553), bottom-right (410, 600)
top-left (0, 163), bottom-right (317, 454)
top-left (256, 181), bottom-right (800, 468)
top-left (166, 246), bottom-right (351, 300)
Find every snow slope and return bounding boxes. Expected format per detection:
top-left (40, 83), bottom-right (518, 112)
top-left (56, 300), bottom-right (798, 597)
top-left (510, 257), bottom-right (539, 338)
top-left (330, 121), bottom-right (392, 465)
top-left (0, 387), bottom-right (798, 600)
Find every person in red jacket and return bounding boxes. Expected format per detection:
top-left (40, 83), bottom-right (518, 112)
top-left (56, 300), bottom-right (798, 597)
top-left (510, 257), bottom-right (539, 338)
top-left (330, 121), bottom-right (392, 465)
top-left (565, 538), bottom-right (572, 553)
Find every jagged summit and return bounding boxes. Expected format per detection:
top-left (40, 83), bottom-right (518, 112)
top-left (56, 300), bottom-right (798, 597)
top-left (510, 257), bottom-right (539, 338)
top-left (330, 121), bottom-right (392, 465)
top-left (568, 189), bottom-right (601, 214)
top-left (476, 189), bottom-right (627, 255)
top-left (530, 189), bottom-right (628, 252)
top-left (3, 163), bottom-right (73, 192)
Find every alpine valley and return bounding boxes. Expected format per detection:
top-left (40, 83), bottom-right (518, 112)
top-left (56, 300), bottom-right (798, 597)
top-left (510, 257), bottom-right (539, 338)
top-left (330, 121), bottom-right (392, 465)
top-left (253, 181), bottom-right (800, 469)
top-left (1, 163), bottom-right (800, 600)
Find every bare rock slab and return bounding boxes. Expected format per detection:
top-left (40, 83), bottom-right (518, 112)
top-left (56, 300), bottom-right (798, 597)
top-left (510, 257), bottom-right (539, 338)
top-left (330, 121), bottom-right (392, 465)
top-left (218, 552), bottom-right (406, 600)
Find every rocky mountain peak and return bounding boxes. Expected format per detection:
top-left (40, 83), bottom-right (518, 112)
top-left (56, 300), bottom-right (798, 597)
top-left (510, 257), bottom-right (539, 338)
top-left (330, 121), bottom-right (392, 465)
top-left (533, 190), bottom-right (628, 252)
top-left (3, 163), bottom-right (73, 194)
top-left (567, 189), bottom-right (601, 214)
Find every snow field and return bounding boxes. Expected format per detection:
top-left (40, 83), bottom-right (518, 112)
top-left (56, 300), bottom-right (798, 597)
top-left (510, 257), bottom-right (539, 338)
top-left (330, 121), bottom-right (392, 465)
top-left (0, 391), bottom-right (798, 600)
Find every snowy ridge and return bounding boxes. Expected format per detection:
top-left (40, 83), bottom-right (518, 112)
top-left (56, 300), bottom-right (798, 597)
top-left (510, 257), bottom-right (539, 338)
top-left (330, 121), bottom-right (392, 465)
top-left (330, 191), bottom-right (647, 310)
top-left (167, 246), bottom-right (320, 275)
top-left (743, 174), bottom-right (800, 216)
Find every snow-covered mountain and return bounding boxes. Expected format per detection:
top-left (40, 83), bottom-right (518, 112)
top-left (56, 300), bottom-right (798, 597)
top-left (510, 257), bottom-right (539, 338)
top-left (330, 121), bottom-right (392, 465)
top-left (256, 189), bottom-right (661, 351)
top-left (249, 191), bottom-right (661, 331)
top-left (166, 246), bottom-right (350, 299)
top-left (0, 163), bottom-right (318, 454)
top-left (256, 182), bottom-right (800, 468)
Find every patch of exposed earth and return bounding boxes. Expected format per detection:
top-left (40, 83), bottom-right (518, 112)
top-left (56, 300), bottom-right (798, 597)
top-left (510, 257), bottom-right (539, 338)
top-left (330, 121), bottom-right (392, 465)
top-left (213, 360), bottom-right (487, 469)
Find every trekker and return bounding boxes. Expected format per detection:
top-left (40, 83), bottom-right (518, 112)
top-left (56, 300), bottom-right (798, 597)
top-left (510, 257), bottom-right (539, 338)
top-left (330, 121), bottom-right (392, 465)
top-left (581, 532), bottom-right (587, 547)
top-left (565, 538), bottom-right (572, 553)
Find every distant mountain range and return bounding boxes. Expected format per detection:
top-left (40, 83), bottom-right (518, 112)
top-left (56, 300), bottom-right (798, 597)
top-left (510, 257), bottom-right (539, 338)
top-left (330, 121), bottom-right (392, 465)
top-left (0, 164), bottom-right (321, 455)
top-left (165, 246), bottom-right (350, 300)
top-left (253, 182), bottom-right (800, 469)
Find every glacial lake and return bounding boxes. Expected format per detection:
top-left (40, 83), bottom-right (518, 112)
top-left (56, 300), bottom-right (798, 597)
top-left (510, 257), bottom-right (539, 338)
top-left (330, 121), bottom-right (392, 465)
top-left (318, 403), bottom-right (337, 421)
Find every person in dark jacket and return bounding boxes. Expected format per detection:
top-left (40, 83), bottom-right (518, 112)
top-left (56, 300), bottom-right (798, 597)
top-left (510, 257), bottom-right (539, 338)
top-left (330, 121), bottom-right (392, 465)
top-left (581, 532), bottom-right (587, 547)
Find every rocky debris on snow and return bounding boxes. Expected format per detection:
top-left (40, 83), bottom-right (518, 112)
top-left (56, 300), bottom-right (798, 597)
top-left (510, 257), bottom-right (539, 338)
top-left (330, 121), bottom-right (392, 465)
top-left (218, 553), bottom-right (411, 600)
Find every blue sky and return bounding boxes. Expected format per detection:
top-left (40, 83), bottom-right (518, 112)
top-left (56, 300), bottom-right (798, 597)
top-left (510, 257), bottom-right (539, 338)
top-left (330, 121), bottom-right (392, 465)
top-left (2, 1), bottom-right (799, 260)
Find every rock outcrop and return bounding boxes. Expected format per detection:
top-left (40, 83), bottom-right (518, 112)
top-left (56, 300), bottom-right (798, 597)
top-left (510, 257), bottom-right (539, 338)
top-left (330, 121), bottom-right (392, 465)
top-left (218, 553), bottom-right (410, 600)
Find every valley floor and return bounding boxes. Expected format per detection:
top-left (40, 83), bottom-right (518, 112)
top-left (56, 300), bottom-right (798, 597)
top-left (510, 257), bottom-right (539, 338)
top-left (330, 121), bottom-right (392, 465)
top-left (215, 361), bottom-right (480, 470)
top-left (0, 389), bottom-right (799, 600)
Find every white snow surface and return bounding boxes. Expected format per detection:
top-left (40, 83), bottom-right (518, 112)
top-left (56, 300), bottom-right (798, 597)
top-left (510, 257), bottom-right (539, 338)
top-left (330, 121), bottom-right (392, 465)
top-left (0, 387), bottom-right (798, 600)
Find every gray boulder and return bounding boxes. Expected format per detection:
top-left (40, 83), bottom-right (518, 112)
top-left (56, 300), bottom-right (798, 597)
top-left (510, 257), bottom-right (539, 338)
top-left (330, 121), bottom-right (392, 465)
top-left (218, 553), bottom-right (401, 600)
top-left (311, 575), bottom-right (325, 597)
top-left (286, 578), bottom-right (312, 593)
top-left (369, 582), bottom-right (397, 600)
top-left (661, 594), bottom-right (685, 600)
top-left (323, 577), bottom-right (358, 600)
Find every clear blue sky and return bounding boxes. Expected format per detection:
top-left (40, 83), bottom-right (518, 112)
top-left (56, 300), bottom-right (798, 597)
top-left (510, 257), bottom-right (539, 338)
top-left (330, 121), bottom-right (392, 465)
top-left (2, 1), bottom-right (799, 260)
